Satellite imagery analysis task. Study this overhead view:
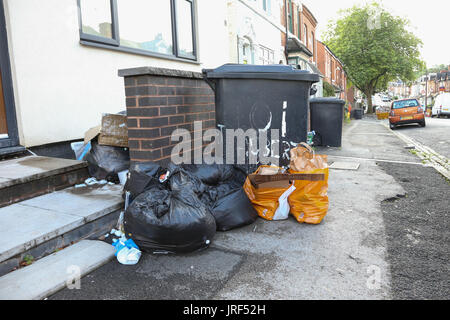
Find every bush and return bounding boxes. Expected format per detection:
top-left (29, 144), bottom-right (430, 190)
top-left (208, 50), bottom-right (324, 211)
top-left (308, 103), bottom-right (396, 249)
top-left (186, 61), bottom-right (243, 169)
top-left (323, 81), bottom-right (336, 97)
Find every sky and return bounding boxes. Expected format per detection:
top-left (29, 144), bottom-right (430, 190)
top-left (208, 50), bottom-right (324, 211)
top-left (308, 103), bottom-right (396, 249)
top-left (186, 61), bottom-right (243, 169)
top-left (301, 0), bottom-right (450, 68)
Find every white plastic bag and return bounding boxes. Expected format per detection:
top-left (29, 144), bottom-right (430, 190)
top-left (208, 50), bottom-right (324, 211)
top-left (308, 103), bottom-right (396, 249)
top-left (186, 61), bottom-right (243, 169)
top-left (272, 184), bottom-right (296, 221)
top-left (112, 238), bottom-right (142, 265)
top-left (116, 246), bottom-right (141, 265)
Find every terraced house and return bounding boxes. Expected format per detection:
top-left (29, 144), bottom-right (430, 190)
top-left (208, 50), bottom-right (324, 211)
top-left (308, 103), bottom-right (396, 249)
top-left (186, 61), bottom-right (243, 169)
top-left (0, 0), bottom-right (326, 158)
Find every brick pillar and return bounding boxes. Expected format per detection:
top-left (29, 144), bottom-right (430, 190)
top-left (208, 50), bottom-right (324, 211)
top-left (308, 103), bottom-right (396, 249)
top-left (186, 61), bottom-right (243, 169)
top-left (119, 67), bottom-right (216, 165)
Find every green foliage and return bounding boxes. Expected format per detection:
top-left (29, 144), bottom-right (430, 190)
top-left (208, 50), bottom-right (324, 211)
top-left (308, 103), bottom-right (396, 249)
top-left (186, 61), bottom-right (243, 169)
top-left (323, 81), bottom-right (336, 97)
top-left (323, 2), bottom-right (424, 112)
top-left (426, 64), bottom-right (448, 74)
top-left (22, 255), bottom-right (34, 266)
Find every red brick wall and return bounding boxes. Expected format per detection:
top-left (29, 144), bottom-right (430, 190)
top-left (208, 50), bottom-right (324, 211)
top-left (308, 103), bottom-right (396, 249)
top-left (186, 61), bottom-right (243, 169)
top-left (120, 68), bottom-right (216, 164)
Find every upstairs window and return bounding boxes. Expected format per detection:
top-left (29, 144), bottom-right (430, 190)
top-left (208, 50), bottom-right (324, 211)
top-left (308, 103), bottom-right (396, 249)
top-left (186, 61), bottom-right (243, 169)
top-left (262, 0), bottom-right (271, 15)
top-left (78, 0), bottom-right (197, 60)
top-left (288, 0), bottom-right (293, 33)
top-left (303, 24), bottom-right (307, 46)
top-left (259, 46), bottom-right (274, 65)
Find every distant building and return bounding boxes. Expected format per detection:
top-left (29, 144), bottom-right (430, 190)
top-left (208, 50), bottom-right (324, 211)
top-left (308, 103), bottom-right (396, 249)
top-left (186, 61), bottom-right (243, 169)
top-left (316, 41), bottom-right (348, 101)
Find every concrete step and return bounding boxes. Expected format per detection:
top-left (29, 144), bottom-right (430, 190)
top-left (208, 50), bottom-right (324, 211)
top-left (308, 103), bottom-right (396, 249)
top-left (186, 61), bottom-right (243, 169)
top-left (0, 183), bottom-right (124, 276)
top-left (0, 155), bottom-right (90, 208)
top-left (0, 240), bottom-right (115, 300)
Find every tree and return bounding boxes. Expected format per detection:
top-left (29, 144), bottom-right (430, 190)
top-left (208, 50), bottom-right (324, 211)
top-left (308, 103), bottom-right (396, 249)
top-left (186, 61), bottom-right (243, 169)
top-left (324, 2), bottom-right (424, 113)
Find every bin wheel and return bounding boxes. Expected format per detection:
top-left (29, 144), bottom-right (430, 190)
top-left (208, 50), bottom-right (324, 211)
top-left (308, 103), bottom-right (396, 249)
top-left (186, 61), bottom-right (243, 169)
top-left (389, 123), bottom-right (396, 130)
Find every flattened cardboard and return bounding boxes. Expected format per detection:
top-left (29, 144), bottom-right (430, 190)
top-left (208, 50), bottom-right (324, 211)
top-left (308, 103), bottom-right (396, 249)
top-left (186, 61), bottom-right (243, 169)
top-left (84, 114), bottom-right (128, 147)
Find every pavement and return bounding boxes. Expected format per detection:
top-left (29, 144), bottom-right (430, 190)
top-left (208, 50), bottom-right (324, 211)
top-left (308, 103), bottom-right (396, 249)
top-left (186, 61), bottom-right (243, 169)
top-left (50, 115), bottom-right (449, 300)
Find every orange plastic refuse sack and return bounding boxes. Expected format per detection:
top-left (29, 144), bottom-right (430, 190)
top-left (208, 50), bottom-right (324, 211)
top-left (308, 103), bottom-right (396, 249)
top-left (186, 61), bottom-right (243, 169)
top-left (288, 143), bottom-right (329, 224)
top-left (243, 166), bottom-right (291, 221)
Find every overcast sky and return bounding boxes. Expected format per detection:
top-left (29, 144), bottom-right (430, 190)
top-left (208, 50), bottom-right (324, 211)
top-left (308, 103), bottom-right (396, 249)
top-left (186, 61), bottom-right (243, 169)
top-left (301, 0), bottom-right (450, 68)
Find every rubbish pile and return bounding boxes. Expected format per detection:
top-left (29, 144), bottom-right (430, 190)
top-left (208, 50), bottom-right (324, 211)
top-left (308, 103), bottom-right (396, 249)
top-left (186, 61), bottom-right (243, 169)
top-left (123, 163), bottom-right (258, 254)
top-left (243, 143), bottom-right (329, 224)
top-left (119, 142), bottom-right (329, 260)
top-left (71, 112), bottom-right (130, 184)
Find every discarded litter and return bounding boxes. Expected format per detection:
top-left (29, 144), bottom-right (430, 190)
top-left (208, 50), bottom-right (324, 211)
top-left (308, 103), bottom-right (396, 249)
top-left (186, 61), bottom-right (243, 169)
top-left (243, 142), bottom-right (329, 224)
top-left (112, 238), bottom-right (141, 265)
top-left (118, 170), bottom-right (129, 185)
top-left (85, 141), bottom-right (130, 182)
top-left (288, 143), bottom-right (329, 224)
top-left (273, 184), bottom-right (296, 221)
top-left (124, 184), bottom-right (216, 254)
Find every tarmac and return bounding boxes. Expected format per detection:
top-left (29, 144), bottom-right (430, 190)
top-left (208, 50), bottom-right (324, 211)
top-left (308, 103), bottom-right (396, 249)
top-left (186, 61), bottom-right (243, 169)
top-left (50, 116), bottom-right (449, 300)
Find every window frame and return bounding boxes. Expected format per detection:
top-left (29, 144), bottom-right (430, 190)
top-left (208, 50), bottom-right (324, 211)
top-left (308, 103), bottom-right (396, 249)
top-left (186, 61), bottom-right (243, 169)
top-left (77, 0), bottom-right (120, 46)
top-left (288, 0), bottom-right (293, 34)
top-left (77, 0), bottom-right (198, 62)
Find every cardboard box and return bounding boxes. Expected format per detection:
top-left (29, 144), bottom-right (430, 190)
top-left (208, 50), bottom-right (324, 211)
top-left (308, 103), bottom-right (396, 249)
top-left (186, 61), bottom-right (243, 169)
top-left (249, 172), bottom-right (325, 189)
top-left (84, 114), bottom-right (128, 147)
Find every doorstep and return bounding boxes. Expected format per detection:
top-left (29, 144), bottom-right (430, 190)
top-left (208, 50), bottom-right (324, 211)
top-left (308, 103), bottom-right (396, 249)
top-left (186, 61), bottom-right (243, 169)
top-left (0, 155), bottom-right (89, 207)
top-left (0, 240), bottom-right (115, 300)
top-left (0, 183), bottom-right (124, 275)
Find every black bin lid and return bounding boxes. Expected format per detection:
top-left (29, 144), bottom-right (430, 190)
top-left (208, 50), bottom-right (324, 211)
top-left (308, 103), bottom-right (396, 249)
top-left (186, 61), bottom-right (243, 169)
top-left (310, 97), bottom-right (346, 105)
top-left (203, 64), bottom-right (319, 82)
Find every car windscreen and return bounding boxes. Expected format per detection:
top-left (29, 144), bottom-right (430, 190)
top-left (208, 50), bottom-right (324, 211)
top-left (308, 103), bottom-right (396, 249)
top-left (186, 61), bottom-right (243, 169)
top-left (392, 99), bottom-right (419, 109)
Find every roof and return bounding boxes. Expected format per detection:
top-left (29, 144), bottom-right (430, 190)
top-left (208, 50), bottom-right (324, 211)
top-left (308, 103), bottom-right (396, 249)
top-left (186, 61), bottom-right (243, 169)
top-left (302, 4), bottom-right (318, 25)
top-left (317, 40), bottom-right (344, 67)
top-left (287, 37), bottom-right (313, 57)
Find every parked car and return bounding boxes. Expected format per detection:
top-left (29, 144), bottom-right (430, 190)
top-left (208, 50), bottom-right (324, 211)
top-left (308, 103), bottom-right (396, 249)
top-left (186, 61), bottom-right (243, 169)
top-left (432, 93), bottom-right (450, 118)
top-left (389, 98), bottom-right (425, 129)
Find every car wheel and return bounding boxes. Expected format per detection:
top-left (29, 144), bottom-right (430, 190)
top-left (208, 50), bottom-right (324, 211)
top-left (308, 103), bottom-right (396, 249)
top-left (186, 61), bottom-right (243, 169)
top-left (419, 120), bottom-right (426, 127)
top-left (389, 123), bottom-right (396, 130)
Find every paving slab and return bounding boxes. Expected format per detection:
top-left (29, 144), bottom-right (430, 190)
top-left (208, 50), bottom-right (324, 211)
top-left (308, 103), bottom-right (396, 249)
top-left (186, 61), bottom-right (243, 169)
top-left (0, 184), bottom-right (124, 263)
top-left (0, 205), bottom-right (84, 263)
top-left (0, 156), bottom-right (87, 188)
top-left (19, 184), bottom-right (124, 222)
top-left (0, 240), bottom-right (115, 300)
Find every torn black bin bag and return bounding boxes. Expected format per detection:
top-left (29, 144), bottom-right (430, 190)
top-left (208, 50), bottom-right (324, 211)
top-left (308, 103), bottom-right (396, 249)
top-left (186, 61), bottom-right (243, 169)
top-left (124, 161), bottom-right (165, 201)
top-left (181, 164), bottom-right (235, 185)
top-left (85, 141), bottom-right (129, 182)
top-left (211, 188), bottom-right (258, 231)
top-left (124, 173), bottom-right (216, 254)
top-left (180, 164), bottom-right (258, 231)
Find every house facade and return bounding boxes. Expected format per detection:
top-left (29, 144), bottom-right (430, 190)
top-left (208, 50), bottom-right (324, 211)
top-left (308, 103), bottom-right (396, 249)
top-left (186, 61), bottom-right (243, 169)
top-left (0, 0), bottom-right (229, 152)
top-left (226, 0), bottom-right (286, 65)
top-left (316, 40), bottom-right (347, 101)
top-left (0, 0), bottom-right (328, 156)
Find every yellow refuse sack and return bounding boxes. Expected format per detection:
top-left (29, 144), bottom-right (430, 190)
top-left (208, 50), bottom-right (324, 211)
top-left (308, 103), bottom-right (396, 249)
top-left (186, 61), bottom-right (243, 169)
top-left (243, 166), bottom-right (290, 221)
top-left (288, 143), bottom-right (329, 224)
top-left (288, 167), bottom-right (329, 224)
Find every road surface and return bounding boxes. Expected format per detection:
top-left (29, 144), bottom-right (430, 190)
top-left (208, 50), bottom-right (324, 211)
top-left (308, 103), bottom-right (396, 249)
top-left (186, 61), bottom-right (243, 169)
top-left (50, 116), bottom-right (450, 300)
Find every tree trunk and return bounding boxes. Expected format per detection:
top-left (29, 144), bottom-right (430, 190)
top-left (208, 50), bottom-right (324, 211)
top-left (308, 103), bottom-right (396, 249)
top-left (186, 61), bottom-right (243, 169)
top-left (366, 91), bottom-right (374, 114)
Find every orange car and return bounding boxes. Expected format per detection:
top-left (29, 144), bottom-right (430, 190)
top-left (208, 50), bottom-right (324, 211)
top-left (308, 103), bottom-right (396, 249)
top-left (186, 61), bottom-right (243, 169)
top-left (389, 98), bottom-right (426, 130)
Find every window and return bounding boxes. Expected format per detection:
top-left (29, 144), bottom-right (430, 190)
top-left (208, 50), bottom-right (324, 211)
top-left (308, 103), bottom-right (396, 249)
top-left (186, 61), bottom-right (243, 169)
top-left (78, 0), bottom-right (197, 61)
top-left (288, 0), bottom-right (293, 33)
top-left (303, 24), bottom-right (307, 46)
top-left (262, 0), bottom-right (271, 15)
top-left (311, 31), bottom-right (314, 57)
top-left (392, 99), bottom-right (419, 109)
top-left (239, 37), bottom-right (254, 64)
top-left (258, 46), bottom-right (274, 65)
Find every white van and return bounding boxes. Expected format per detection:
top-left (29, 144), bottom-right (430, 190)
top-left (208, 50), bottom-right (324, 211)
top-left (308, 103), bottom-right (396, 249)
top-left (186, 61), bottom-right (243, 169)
top-left (432, 93), bottom-right (450, 117)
